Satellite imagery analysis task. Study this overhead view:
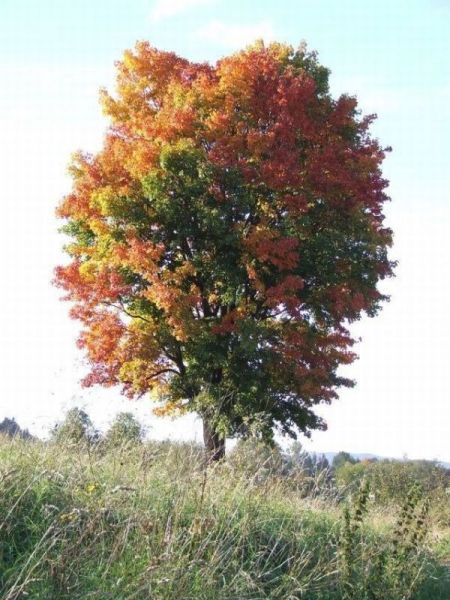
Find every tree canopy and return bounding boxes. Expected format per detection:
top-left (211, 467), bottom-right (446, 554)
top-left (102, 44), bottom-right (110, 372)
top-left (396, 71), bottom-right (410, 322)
top-left (55, 41), bottom-right (394, 458)
top-left (0, 417), bottom-right (33, 440)
top-left (103, 411), bottom-right (144, 447)
top-left (51, 407), bottom-right (98, 445)
top-left (332, 451), bottom-right (359, 470)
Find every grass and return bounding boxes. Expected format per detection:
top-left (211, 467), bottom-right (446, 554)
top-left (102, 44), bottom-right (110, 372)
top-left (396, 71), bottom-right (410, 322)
top-left (0, 434), bottom-right (449, 599)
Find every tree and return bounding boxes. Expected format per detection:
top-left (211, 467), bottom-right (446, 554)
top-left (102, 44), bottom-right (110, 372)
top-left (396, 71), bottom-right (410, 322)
top-left (55, 41), bottom-right (394, 460)
top-left (103, 411), bottom-right (144, 447)
top-left (312, 453), bottom-right (330, 473)
top-left (0, 417), bottom-right (33, 440)
top-left (51, 407), bottom-right (99, 446)
top-left (332, 451), bottom-right (359, 470)
top-left (285, 441), bottom-right (314, 473)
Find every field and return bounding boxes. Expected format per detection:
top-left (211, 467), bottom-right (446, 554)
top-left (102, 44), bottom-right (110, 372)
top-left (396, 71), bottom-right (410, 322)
top-left (1, 434), bottom-right (449, 599)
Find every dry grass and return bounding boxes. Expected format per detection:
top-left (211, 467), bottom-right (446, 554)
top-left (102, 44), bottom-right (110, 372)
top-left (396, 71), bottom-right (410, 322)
top-left (0, 434), bottom-right (448, 599)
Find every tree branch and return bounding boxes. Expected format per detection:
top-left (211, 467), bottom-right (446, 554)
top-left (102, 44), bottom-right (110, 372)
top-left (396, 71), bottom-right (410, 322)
top-left (101, 301), bottom-right (153, 324)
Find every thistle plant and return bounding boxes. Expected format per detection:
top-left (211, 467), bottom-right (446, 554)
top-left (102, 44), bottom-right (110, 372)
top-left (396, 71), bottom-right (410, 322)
top-left (338, 480), bottom-right (432, 600)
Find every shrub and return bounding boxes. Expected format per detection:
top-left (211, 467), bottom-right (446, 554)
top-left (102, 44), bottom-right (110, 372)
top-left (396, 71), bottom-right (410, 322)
top-left (335, 458), bottom-right (449, 505)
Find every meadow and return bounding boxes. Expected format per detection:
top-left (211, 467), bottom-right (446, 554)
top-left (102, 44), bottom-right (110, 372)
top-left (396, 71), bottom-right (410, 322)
top-left (0, 431), bottom-right (449, 599)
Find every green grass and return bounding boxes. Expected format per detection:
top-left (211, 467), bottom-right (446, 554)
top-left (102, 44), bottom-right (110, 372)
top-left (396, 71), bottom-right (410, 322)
top-left (0, 435), bottom-right (449, 599)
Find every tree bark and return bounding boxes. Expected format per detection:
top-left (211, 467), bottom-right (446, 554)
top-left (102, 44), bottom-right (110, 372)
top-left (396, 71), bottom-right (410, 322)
top-left (203, 418), bottom-right (225, 462)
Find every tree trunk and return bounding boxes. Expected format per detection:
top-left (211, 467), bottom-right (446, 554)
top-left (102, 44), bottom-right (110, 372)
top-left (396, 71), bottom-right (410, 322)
top-left (203, 418), bottom-right (225, 462)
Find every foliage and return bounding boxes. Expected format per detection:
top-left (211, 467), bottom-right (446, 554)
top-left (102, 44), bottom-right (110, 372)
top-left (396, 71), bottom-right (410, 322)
top-left (103, 411), bottom-right (144, 447)
top-left (55, 40), bottom-right (395, 449)
top-left (0, 417), bottom-right (33, 440)
top-left (332, 450), bottom-right (359, 470)
top-left (282, 442), bottom-right (335, 499)
top-left (335, 458), bottom-right (449, 504)
top-left (0, 436), bottom-right (448, 599)
top-left (337, 480), bottom-right (434, 600)
top-left (51, 407), bottom-right (99, 446)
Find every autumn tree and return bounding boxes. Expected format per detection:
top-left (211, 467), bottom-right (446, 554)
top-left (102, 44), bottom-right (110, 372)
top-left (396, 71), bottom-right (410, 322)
top-left (55, 41), bottom-right (394, 460)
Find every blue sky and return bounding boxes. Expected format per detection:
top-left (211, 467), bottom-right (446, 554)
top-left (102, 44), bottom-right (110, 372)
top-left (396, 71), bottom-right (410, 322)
top-left (1, 0), bottom-right (449, 459)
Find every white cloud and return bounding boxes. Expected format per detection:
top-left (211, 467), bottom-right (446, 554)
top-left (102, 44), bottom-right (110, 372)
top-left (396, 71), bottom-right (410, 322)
top-left (195, 19), bottom-right (275, 48)
top-left (150, 0), bottom-right (215, 22)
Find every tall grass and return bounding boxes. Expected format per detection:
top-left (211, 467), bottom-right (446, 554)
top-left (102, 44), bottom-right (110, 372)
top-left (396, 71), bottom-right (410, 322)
top-left (0, 434), bottom-right (448, 599)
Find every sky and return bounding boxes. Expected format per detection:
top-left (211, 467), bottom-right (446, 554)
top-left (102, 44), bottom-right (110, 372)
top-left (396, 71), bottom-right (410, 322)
top-left (1, 0), bottom-right (449, 460)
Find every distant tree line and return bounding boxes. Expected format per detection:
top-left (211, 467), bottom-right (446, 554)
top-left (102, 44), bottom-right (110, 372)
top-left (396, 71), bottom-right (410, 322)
top-left (4, 408), bottom-right (449, 509)
top-left (0, 417), bottom-right (33, 440)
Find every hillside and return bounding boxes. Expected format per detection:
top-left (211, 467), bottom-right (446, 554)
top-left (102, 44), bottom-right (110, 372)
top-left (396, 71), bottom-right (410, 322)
top-left (1, 435), bottom-right (449, 599)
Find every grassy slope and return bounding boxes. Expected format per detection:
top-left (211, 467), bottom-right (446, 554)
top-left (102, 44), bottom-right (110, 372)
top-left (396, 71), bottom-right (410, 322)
top-left (0, 435), bottom-right (449, 599)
